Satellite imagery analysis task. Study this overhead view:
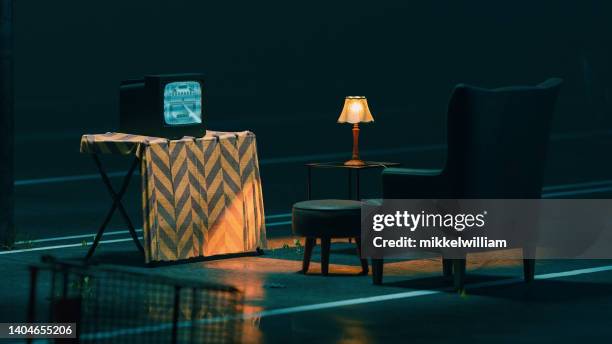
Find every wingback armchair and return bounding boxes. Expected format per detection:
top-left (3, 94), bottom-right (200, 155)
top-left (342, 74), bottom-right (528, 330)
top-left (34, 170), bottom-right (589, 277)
top-left (374, 78), bottom-right (563, 289)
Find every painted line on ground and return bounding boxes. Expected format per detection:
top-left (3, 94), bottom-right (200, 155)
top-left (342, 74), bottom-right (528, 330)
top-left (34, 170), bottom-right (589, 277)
top-left (13, 214), bottom-right (292, 245)
top-left (542, 185), bottom-right (612, 198)
top-left (542, 179), bottom-right (612, 192)
top-left (10, 179), bottom-right (611, 246)
top-left (0, 237), bottom-right (143, 255)
top-left (15, 128), bottom-right (612, 187)
top-left (15, 171), bottom-right (129, 186)
top-left (6, 220), bottom-right (292, 253)
top-left (242, 264), bottom-right (612, 318)
top-left (80, 264), bottom-right (612, 340)
top-left (265, 213), bottom-right (292, 220)
top-left (7, 179), bottom-right (612, 251)
top-left (13, 145), bottom-right (443, 187)
top-left (266, 220), bottom-right (292, 227)
top-left (15, 229), bottom-right (144, 245)
top-left (259, 144), bottom-right (444, 165)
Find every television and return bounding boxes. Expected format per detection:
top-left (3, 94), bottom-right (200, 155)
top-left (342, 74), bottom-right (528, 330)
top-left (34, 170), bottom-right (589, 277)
top-left (119, 74), bottom-right (206, 139)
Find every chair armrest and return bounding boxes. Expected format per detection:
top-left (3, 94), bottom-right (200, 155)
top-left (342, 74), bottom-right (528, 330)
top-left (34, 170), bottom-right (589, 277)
top-left (382, 167), bottom-right (450, 198)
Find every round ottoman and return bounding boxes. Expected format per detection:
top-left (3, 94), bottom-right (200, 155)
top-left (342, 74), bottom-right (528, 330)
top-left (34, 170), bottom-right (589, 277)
top-left (292, 199), bottom-right (368, 275)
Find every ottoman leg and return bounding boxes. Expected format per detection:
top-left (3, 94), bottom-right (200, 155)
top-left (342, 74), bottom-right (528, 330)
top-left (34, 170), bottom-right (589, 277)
top-left (372, 259), bottom-right (384, 285)
top-left (355, 237), bottom-right (369, 275)
top-left (302, 237), bottom-right (316, 274)
top-left (320, 237), bottom-right (331, 275)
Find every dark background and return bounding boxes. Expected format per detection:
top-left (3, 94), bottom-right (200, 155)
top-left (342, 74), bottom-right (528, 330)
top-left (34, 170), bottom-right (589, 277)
top-left (12, 0), bottom-right (612, 240)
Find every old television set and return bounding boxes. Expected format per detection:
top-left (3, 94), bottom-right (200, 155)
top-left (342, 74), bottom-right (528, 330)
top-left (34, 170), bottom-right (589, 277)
top-left (119, 74), bottom-right (206, 139)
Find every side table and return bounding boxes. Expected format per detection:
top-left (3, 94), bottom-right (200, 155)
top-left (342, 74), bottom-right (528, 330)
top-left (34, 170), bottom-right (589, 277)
top-left (305, 161), bottom-right (401, 200)
top-left (304, 161), bottom-right (400, 249)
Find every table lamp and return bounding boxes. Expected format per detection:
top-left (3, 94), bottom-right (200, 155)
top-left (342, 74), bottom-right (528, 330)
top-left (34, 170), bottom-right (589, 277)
top-left (337, 96), bottom-right (374, 166)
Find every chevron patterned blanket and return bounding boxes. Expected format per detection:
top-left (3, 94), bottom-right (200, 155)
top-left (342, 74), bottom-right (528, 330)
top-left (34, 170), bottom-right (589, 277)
top-left (80, 130), bottom-right (267, 263)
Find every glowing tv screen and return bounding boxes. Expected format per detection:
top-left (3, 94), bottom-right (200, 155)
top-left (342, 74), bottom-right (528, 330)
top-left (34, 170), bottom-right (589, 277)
top-left (119, 74), bottom-right (206, 139)
top-left (163, 81), bottom-right (202, 126)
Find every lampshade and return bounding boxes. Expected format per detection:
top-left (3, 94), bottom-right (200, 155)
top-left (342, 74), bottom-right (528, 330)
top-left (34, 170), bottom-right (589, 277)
top-left (337, 96), bottom-right (374, 124)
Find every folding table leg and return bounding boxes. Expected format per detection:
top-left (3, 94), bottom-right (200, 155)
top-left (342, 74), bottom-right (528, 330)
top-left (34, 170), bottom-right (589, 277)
top-left (85, 193), bottom-right (121, 260)
top-left (86, 155), bottom-right (144, 260)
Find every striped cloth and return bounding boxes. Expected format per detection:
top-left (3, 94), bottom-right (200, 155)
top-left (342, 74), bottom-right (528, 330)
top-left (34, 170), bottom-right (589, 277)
top-left (80, 131), bottom-right (267, 263)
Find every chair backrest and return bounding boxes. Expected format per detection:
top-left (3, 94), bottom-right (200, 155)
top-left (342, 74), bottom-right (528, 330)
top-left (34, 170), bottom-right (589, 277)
top-left (444, 78), bottom-right (563, 198)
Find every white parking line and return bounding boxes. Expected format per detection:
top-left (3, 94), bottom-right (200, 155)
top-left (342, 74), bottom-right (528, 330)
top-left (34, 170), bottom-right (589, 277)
top-left (2, 219), bottom-right (293, 255)
top-left (81, 264), bottom-right (612, 340)
top-left (542, 186), bottom-right (612, 198)
top-left (15, 229), bottom-right (144, 245)
top-left (6, 177), bottom-right (609, 252)
top-left (0, 237), bottom-right (143, 255)
top-left (243, 264), bottom-right (612, 319)
top-left (14, 128), bottom-right (612, 187)
top-left (11, 214), bottom-right (292, 246)
top-left (13, 145), bottom-right (443, 187)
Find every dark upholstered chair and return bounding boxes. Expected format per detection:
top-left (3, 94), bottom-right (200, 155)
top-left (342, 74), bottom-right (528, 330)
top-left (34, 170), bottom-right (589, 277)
top-left (373, 78), bottom-right (563, 289)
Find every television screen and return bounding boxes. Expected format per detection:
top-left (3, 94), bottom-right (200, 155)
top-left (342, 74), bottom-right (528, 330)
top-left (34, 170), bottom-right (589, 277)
top-left (163, 81), bottom-right (202, 126)
top-left (120, 74), bottom-right (206, 138)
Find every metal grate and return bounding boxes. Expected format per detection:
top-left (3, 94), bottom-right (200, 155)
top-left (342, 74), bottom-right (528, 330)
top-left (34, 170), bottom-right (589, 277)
top-left (28, 256), bottom-right (244, 343)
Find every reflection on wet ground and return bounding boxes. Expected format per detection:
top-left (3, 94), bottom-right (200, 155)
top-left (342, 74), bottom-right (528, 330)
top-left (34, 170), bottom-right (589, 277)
top-left (2, 236), bottom-right (612, 342)
top-left (148, 238), bottom-right (533, 342)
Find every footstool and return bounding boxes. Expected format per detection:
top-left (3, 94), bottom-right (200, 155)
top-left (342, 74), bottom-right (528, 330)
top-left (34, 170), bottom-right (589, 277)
top-left (292, 199), bottom-right (368, 275)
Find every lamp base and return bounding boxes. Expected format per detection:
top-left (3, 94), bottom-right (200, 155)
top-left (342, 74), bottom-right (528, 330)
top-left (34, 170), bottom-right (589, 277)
top-left (344, 159), bottom-right (366, 166)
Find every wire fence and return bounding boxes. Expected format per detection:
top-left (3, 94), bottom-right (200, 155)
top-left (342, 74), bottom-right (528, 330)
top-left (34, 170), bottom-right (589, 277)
top-left (28, 256), bottom-right (244, 343)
